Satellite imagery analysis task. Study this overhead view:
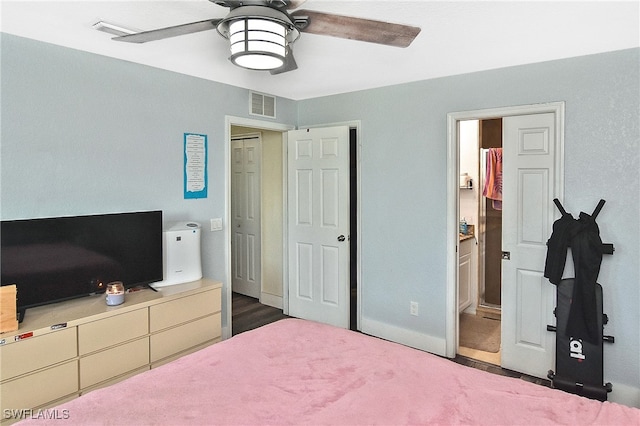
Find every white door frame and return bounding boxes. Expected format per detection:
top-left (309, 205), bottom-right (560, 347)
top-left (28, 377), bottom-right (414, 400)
top-left (224, 116), bottom-right (295, 339)
top-left (293, 120), bottom-right (362, 331)
top-left (445, 102), bottom-right (565, 358)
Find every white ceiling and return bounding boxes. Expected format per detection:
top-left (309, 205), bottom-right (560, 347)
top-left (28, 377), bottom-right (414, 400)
top-left (1, 1), bottom-right (638, 100)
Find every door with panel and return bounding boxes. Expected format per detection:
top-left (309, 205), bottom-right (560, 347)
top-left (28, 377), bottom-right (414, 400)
top-left (287, 126), bottom-right (350, 328)
top-left (231, 135), bottom-right (261, 299)
top-left (501, 112), bottom-right (558, 378)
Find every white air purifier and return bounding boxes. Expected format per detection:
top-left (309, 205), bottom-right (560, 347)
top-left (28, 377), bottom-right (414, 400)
top-left (153, 221), bottom-right (202, 288)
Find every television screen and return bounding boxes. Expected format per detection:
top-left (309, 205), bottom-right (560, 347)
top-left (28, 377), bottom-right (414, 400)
top-left (1, 210), bottom-right (163, 320)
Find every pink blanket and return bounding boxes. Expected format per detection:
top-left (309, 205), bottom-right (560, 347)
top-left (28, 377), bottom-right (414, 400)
top-left (19, 319), bottom-right (639, 425)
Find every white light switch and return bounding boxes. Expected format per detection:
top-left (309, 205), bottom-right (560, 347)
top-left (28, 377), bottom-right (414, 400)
top-left (210, 218), bottom-right (223, 231)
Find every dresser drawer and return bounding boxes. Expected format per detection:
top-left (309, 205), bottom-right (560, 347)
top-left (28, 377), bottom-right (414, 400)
top-left (150, 288), bottom-right (221, 332)
top-left (80, 337), bottom-right (149, 389)
top-left (0, 328), bottom-right (77, 381)
top-left (78, 308), bottom-right (148, 355)
top-left (81, 366), bottom-right (149, 396)
top-left (0, 360), bottom-right (78, 412)
top-left (150, 313), bottom-right (220, 362)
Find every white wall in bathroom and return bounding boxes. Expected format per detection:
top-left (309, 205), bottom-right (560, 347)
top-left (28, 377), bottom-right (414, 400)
top-left (459, 120), bottom-right (479, 226)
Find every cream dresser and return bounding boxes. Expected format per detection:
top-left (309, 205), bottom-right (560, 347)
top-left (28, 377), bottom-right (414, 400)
top-left (0, 279), bottom-right (222, 423)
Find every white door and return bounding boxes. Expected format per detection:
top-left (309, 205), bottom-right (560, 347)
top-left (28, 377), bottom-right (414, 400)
top-left (287, 126), bottom-right (350, 328)
top-left (501, 112), bottom-right (558, 378)
top-left (231, 136), bottom-right (261, 299)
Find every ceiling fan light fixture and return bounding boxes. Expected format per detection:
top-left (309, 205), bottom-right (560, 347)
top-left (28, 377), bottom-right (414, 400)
top-left (228, 18), bottom-right (286, 70)
top-left (216, 6), bottom-right (300, 71)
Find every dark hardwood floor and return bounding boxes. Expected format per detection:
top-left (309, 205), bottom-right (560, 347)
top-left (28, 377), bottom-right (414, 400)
top-left (232, 292), bottom-right (289, 336)
top-left (231, 292), bottom-right (550, 387)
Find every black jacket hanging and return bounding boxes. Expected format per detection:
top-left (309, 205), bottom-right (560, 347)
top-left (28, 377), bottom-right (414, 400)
top-left (544, 210), bottom-right (577, 285)
top-left (566, 211), bottom-right (603, 343)
top-left (544, 200), bottom-right (606, 344)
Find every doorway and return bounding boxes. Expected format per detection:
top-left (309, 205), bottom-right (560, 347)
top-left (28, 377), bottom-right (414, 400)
top-left (457, 119), bottom-right (502, 365)
top-left (446, 103), bottom-right (565, 379)
top-left (224, 117), bottom-right (360, 338)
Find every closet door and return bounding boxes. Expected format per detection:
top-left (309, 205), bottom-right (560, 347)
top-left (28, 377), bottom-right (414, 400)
top-left (231, 135), bottom-right (261, 299)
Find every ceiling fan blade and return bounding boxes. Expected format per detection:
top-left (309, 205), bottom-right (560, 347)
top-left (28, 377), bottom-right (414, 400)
top-left (270, 46), bottom-right (298, 75)
top-left (286, 0), bottom-right (307, 10)
top-left (113, 19), bottom-right (221, 43)
top-left (291, 9), bottom-right (420, 48)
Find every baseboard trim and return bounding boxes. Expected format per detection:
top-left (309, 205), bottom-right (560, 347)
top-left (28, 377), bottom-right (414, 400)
top-left (607, 381), bottom-right (640, 408)
top-left (221, 325), bottom-right (231, 340)
top-left (260, 293), bottom-right (283, 309)
top-left (360, 317), bottom-right (446, 356)
top-left (476, 305), bottom-right (501, 320)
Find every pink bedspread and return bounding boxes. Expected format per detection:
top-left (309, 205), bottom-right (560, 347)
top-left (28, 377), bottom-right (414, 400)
top-left (19, 319), bottom-right (639, 425)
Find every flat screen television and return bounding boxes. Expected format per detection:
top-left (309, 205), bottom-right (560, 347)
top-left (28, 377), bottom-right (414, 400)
top-left (1, 210), bottom-right (163, 321)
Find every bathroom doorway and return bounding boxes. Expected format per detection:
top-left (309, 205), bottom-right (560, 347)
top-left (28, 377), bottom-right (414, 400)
top-left (457, 118), bottom-right (502, 365)
top-left (448, 102), bottom-right (564, 378)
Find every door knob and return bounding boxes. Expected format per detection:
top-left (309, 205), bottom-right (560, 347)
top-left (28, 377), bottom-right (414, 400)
top-left (502, 251), bottom-right (511, 260)
top-left (337, 235), bottom-right (346, 242)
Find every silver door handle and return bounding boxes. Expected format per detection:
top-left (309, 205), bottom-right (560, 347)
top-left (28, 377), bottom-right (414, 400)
top-left (337, 235), bottom-right (346, 242)
top-left (502, 251), bottom-right (511, 260)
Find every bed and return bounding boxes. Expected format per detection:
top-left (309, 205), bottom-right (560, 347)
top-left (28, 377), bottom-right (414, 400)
top-left (19, 319), bottom-right (639, 425)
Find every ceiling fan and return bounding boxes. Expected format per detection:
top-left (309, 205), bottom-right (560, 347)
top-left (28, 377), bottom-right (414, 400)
top-left (111, 0), bottom-right (421, 75)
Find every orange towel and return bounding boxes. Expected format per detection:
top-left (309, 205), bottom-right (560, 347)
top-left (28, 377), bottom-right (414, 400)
top-left (483, 148), bottom-right (502, 210)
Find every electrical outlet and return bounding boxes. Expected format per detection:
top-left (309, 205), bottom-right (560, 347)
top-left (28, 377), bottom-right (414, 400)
top-left (410, 301), bottom-right (419, 316)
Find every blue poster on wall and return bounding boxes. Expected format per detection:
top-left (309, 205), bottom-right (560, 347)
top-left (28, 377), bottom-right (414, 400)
top-left (183, 133), bottom-right (208, 199)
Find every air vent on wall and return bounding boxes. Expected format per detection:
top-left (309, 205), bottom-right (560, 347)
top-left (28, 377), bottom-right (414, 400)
top-left (250, 92), bottom-right (276, 118)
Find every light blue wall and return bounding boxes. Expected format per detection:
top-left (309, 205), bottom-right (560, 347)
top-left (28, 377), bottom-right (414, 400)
top-left (0, 34), bottom-right (297, 330)
top-left (297, 48), bottom-right (639, 397)
top-left (2, 33), bottom-right (639, 400)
